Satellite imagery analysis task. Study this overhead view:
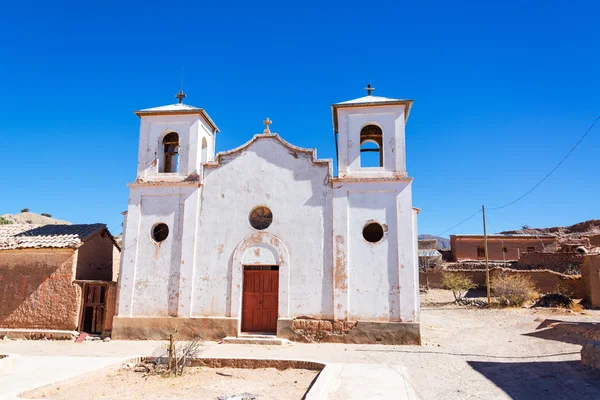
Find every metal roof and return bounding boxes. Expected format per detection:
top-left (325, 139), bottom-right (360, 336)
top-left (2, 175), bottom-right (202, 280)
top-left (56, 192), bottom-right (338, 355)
top-left (330, 95), bottom-right (413, 134)
top-left (134, 103), bottom-right (220, 133)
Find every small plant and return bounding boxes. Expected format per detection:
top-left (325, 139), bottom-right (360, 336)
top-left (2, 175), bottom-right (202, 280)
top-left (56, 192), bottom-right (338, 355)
top-left (441, 272), bottom-right (477, 302)
top-left (21, 208), bottom-right (30, 213)
top-left (41, 213), bottom-right (52, 218)
top-left (492, 273), bottom-right (536, 306)
top-left (0, 216), bottom-right (13, 225)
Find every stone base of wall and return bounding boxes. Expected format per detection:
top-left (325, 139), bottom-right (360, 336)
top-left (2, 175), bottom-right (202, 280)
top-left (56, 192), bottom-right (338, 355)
top-left (0, 329), bottom-right (77, 341)
top-left (277, 318), bottom-right (421, 345)
top-left (581, 341), bottom-right (600, 369)
top-left (111, 316), bottom-right (238, 341)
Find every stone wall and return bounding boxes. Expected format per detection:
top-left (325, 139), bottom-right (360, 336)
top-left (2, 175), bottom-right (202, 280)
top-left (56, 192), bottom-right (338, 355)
top-left (517, 252), bottom-right (584, 272)
top-left (0, 249), bottom-right (82, 330)
top-left (420, 267), bottom-right (586, 298)
top-left (581, 342), bottom-right (600, 370)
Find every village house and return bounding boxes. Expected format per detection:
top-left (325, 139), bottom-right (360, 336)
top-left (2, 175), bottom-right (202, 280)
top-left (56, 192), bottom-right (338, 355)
top-left (113, 86), bottom-right (421, 344)
top-left (449, 234), bottom-right (556, 262)
top-left (0, 224), bottom-right (120, 338)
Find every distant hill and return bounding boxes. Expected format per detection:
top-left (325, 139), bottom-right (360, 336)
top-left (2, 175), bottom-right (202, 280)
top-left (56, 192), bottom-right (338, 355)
top-left (500, 219), bottom-right (600, 237)
top-left (1, 211), bottom-right (71, 225)
top-left (418, 234), bottom-right (450, 250)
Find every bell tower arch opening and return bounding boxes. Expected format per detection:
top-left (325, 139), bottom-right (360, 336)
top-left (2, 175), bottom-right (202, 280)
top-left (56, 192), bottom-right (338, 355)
top-left (360, 124), bottom-right (383, 168)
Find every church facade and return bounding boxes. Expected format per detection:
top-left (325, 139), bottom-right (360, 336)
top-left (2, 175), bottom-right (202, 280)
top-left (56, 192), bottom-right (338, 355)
top-left (112, 88), bottom-right (421, 344)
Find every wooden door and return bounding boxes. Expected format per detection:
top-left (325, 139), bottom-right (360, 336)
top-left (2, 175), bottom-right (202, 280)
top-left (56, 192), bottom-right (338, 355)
top-left (81, 284), bottom-right (106, 334)
top-left (242, 266), bottom-right (279, 333)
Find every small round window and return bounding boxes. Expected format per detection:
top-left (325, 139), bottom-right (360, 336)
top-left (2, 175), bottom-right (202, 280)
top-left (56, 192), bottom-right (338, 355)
top-left (363, 222), bottom-right (384, 243)
top-left (249, 206), bottom-right (273, 230)
top-left (152, 223), bottom-right (169, 242)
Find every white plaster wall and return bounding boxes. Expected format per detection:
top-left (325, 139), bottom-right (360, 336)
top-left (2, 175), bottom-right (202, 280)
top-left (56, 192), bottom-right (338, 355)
top-left (136, 115), bottom-right (215, 180)
top-left (336, 105), bottom-right (407, 177)
top-left (332, 180), bottom-right (418, 323)
top-left (194, 136), bottom-right (334, 319)
top-left (348, 190), bottom-right (399, 321)
top-left (117, 185), bottom-right (197, 317)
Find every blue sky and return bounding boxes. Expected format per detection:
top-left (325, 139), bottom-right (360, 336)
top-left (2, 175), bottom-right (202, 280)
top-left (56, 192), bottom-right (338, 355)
top-left (1, 1), bottom-right (598, 236)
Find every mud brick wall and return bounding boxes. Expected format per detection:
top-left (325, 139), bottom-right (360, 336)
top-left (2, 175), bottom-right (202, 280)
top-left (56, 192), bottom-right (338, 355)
top-left (420, 268), bottom-right (585, 297)
top-left (0, 249), bottom-right (82, 330)
top-left (517, 252), bottom-right (584, 272)
top-left (581, 342), bottom-right (600, 370)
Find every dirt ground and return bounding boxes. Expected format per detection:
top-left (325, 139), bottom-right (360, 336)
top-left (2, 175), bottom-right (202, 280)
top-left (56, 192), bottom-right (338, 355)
top-left (4, 289), bottom-right (600, 399)
top-left (23, 366), bottom-right (318, 400)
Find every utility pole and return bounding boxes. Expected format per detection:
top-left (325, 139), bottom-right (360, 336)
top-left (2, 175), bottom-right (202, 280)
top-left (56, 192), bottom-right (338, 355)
top-left (482, 205), bottom-right (491, 305)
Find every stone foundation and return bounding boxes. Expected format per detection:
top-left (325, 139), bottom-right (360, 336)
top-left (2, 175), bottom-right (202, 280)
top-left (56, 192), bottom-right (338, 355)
top-left (277, 318), bottom-right (421, 345)
top-left (581, 341), bottom-right (600, 370)
top-left (111, 316), bottom-right (238, 340)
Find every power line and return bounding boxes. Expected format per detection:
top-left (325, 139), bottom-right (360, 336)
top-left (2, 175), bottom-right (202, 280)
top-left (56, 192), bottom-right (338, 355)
top-left (437, 209), bottom-right (481, 237)
top-left (489, 115), bottom-right (600, 210)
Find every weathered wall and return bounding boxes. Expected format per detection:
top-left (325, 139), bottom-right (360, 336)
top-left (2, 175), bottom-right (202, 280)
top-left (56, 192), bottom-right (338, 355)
top-left (450, 236), bottom-right (556, 261)
top-left (332, 180), bottom-right (418, 323)
top-left (75, 230), bottom-right (115, 281)
top-left (136, 114), bottom-right (215, 181)
top-left (117, 184), bottom-right (196, 317)
top-left (581, 255), bottom-right (600, 307)
top-left (517, 252), bottom-right (584, 272)
top-left (198, 136), bottom-right (333, 319)
top-left (335, 104), bottom-right (408, 177)
top-left (0, 249), bottom-right (81, 330)
top-left (420, 268), bottom-right (586, 298)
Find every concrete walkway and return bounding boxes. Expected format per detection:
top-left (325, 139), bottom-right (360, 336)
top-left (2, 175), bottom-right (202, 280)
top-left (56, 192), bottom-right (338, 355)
top-left (307, 363), bottom-right (417, 399)
top-left (0, 355), bottom-right (125, 400)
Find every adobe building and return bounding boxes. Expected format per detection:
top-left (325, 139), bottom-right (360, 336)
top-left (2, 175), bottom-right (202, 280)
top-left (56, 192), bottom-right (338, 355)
top-left (0, 224), bottom-right (120, 338)
top-left (112, 86), bottom-right (421, 344)
top-left (449, 234), bottom-right (556, 262)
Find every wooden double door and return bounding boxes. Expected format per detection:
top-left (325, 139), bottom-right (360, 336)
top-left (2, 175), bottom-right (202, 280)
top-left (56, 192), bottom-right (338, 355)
top-left (241, 265), bottom-right (279, 333)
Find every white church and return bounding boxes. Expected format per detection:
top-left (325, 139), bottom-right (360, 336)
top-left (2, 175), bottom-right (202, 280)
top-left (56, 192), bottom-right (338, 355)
top-left (113, 86), bottom-right (421, 344)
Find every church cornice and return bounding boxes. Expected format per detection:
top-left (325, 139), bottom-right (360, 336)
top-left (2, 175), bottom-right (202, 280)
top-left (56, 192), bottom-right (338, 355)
top-left (204, 133), bottom-right (333, 176)
top-left (329, 175), bottom-right (413, 184)
top-left (127, 180), bottom-right (201, 188)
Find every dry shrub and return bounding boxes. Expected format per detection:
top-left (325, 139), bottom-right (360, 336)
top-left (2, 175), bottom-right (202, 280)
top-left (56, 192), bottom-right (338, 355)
top-left (492, 274), bottom-right (536, 306)
top-left (441, 272), bottom-right (477, 302)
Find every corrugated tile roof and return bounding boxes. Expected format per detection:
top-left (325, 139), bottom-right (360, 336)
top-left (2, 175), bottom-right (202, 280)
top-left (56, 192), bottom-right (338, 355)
top-left (0, 224), bottom-right (107, 250)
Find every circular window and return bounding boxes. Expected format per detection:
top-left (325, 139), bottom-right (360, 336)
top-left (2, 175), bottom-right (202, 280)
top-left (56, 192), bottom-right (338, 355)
top-left (362, 222), bottom-right (384, 243)
top-left (152, 223), bottom-right (169, 242)
top-left (249, 206), bottom-right (273, 230)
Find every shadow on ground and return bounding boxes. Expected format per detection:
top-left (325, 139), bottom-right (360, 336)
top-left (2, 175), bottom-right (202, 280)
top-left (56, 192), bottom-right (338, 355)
top-left (468, 360), bottom-right (600, 400)
top-left (524, 319), bottom-right (600, 345)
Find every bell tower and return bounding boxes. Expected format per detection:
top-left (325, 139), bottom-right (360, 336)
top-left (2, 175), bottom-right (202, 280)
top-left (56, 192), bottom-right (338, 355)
top-left (331, 84), bottom-right (413, 179)
top-left (133, 91), bottom-right (220, 182)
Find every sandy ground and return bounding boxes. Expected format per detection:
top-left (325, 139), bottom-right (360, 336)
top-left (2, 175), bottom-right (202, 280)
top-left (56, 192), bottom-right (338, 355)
top-left (22, 367), bottom-right (318, 400)
top-left (3, 290), bottom-right (600, 399)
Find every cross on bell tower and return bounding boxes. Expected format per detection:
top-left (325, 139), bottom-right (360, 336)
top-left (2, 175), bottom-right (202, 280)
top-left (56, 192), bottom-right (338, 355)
top-left (364, 83), bottom-right (375, 96)
top-left (175, 90), bottom-right (187, 104)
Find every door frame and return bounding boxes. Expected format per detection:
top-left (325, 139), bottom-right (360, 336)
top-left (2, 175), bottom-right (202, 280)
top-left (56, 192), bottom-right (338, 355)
top-left (230, 232), bottom-right (291, 336)
top-left (241, 265), bottom-right (280, 333)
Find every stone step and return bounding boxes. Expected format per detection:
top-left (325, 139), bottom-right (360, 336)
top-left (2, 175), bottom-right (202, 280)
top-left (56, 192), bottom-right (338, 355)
top-left (222, 336), bottom-right (287, 345)
top-left (238, 333), bottom-right (278, 339)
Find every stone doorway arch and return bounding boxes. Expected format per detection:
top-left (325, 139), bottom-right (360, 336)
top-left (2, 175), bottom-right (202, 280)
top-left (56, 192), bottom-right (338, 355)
top-left (230, 232), bottom-right (290, 334)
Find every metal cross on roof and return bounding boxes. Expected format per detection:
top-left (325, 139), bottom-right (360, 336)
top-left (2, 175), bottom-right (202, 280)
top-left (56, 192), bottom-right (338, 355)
top-left (175, 90), bottom-right (187, 104)
top-left (263, 117), bottom-right (272, 134)
top-left (364, 83), bottom-right (375, 96)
